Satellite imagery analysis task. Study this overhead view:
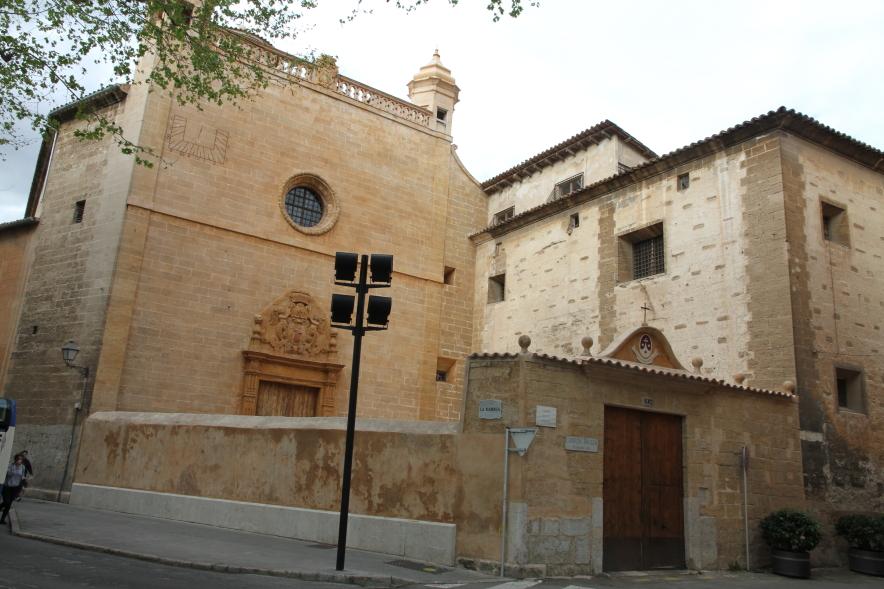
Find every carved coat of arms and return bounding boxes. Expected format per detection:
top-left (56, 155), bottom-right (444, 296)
top-left (250, 291), bottom-right (334, 357)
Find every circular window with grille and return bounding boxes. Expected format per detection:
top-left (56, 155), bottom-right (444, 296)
top-left (279, 174), bottom-right (339, 235)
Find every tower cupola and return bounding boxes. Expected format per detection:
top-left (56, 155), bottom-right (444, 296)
top-left (408, 50), bottom-right (460, 135)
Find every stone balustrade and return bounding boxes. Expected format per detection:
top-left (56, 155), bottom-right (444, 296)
top-left (242, 35), bottom-right (432, 128)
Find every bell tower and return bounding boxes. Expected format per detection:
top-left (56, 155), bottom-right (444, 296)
top-left (408, 50), bottom-right (460, 135)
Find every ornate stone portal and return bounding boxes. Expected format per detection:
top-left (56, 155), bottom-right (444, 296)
top-left (241, 290), bottom-right (342, 416)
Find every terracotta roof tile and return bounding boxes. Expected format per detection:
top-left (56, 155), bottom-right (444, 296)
top-left (481, 120), bottom-right (658, 193)
top-left (474, 107), bottom-right (884, 239)
top-left (469, 351), bottom-right (794, 399)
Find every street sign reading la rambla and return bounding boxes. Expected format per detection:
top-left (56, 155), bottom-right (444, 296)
top-left (479, 399), bottom-right (502, 420)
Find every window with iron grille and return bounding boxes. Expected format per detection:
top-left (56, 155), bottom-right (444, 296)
top-left (284, 186), bottom-right (324, 228)
top-left (493, 206), bottom-right (514, 225)
top-left (618, 222), bottom-right (665, 282)
top-left (73, 200), bottom-right (86, 224)
top-left (633, 235), bottom-right (665, 279)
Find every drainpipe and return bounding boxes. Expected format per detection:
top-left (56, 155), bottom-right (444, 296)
top-left (741, 446), bottom-right (750, 570)
top-left (500, 426), bottom-right (510, 577)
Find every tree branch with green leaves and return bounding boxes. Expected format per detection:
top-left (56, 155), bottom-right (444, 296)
top-left (0, 0), bottom-right (536, 163)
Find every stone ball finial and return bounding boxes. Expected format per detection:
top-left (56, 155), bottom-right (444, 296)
top-left (691, 357), bottom-right (703, 372)
top-left (581, 336), bottom-right (594, 356)
top-left (783, 380), bottom-right (796, 394)
top-left (518, 335), bottom-right (531, 354)
top-left (733, 373), bottom-right (746, 385)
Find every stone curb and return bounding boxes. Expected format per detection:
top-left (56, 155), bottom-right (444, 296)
top-left (8, 507), bottom-right (408, 587)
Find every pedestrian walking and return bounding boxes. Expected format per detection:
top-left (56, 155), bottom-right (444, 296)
top-left (0, 454), bottom-right (27, 523)
top-left (17, 450), bottom-right (33, 501)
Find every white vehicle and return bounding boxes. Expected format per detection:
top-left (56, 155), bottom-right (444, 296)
top-left (0, 399), bottom-right (17, 470)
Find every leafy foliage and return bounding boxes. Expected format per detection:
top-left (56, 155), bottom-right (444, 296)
top-left (760, 509), bottom-right (822, 553)
top-left (836, 514), bottom-right (884, 552)
top-left (0, 0), bottom-right (536, 159)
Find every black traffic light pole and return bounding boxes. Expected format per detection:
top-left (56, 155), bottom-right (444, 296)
top-left (335, 254), bottom-right (369, 571)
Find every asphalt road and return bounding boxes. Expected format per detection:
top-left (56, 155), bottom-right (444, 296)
top-left (1, 527), bottom-right (880, 589)
top-left (0, 529), bottom-right (350, 589)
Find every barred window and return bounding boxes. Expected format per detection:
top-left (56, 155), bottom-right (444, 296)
top-left (618, 222), bottom-right (665, 282)
top-left (633, 235), bottom-right (665, 279)
top-left (73, 200), bottom-right (86, 224)
top-left (284, 186), bottom-right (323, 228)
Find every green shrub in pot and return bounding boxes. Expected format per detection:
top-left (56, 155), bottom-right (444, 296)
top-left (836, 514), bottom-right (884, 552)
top-left (761, 509), bottom-right (822, 552)
top-left (836, 514), bottom-right (884, 577)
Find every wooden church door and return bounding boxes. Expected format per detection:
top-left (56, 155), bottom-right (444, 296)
top-left (603, 406), bottom-right (685, 571)
top-left (255, 381), bottom-right (319, 417)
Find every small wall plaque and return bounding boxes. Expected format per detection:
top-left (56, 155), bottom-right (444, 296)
top-left (565, 436), bottom-right (599, 453)
top-left (535, 405), bottom-right (557, 428)
top-left (479, 399), bottom-right (502, 420)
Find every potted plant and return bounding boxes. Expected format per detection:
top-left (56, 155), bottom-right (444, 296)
top-left (836, 514), bottom-right (884, 577)
top-left (760, 509), bottom-right (822, 578)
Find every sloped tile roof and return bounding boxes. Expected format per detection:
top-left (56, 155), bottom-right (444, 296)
top-left (474, 107), bottom-right (884, 239)
top-left (469, 351), bottom-right (794, 399)
top-left (481, 120), bottom-right (658, 193)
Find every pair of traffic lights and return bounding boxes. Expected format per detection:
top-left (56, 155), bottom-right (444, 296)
top-left (330, 252), bottom-right (393, 329)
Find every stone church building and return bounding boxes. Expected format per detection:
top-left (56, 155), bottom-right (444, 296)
top-left (0, 35), bottom-right (882, 573)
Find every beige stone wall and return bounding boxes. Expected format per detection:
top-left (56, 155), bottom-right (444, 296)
top-left (0, 222), bottom-right (36, 389)
top-left (779, 135), bottom-right (884, 520)
top-left (74, 413), bottom-right (503, 561)
top-left (464, 355), bottom-right (804, 573)
top-left (485, 136), bottom-right (646, 223)
top-left (475, 135), bottom-right (796, 391)
top-left (1, 96), bottom-right (143, 492)
top-left (90, 73), bottom-right (486, 421)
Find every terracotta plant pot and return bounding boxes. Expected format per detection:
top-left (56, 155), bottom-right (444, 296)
top-left (848, 548), bottom-right (884, 577)
top-left (771, 549), bottom-right (810, 578)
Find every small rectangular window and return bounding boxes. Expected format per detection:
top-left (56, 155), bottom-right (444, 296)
top-left (493, 206), bottom-right (514, 225)
top-left (436, 357), bottom-right (456, 383)
top-left (568, 212), bottom-right (580, 232)
top-left (73, 200), bottom-right (86, 223)
top-left (551, 173), bottom-right (584, 200)
top-left (436, 107), bottom-right (447, 123)
top-left (488, 273), bottom-right (506, 303)
top-left (836, 367), bottom-right (865, 412)
top-left (677, 173), bottom-right (690, 191)
top-left (821, 201), bottom-right (849, 247)
top-left (618, 222), bottom-right (665, 282)
top-left (443, 266), bottom-right (455, 285)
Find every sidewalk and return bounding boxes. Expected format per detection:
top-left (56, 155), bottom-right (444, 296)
top-left (8, 499), bottom-right (497, 587)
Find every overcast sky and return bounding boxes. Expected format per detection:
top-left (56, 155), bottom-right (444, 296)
top-left (2, 0), bottom-right (883, 222)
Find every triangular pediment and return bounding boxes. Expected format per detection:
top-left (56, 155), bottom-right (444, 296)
top-left (598, 326), bottom-right (685, 370)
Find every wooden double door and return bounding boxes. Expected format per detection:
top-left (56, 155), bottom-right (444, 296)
top-left (603, 406), bottom-right (685, 571)
top-left (255, 381), bottom-right (319, 417)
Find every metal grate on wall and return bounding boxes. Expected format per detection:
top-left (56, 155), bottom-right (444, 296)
top-left (633, 235), bottom-right (664, 279)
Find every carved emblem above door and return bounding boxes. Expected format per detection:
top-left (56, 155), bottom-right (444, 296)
top-left (241, 290), bottom-right (342, 416)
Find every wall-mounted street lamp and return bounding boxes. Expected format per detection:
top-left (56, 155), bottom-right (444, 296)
top-left (59, 340), bottom-right (90, 502)
top-left (330, 252), bottom-right (393, 571)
